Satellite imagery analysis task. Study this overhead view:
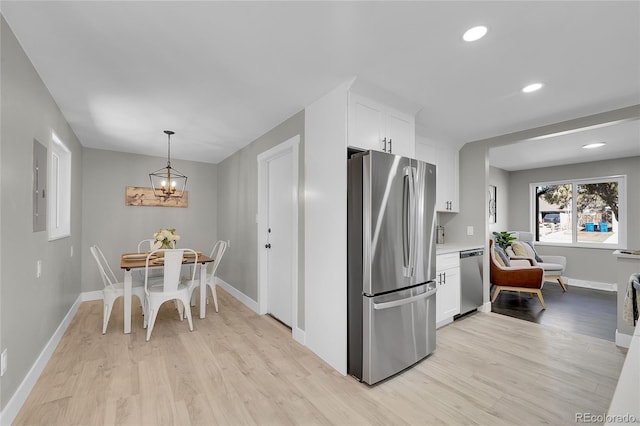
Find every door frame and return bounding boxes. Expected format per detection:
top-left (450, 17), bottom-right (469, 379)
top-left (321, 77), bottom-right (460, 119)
top-left (257, 134), bottom-right (301, 342)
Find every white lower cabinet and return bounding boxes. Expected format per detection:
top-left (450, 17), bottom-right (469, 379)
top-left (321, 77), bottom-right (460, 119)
top-left (435, 253), bottom-right (461, 326)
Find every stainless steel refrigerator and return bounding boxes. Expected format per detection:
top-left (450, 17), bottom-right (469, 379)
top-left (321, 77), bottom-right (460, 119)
top-left (348, 150), bottom-right (437, 385)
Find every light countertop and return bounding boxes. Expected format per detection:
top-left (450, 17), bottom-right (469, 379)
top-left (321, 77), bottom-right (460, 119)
top-left (436, 243), bottom-right (484, 255)
top-left (613, 249), bottom-right (640, 260)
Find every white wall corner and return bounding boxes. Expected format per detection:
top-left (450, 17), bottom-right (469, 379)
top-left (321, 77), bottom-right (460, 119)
top-left (0, 295), bottom-right (82, 426)
top-left (293, 327), bottom-right (305, 345)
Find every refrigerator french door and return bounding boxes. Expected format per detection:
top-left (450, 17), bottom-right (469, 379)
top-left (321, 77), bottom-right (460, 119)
top-left (348, 150), bottom-right (437, 385)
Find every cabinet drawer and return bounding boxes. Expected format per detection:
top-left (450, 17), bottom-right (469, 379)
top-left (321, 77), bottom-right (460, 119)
top-left (436, 253), bottom-right (459, 270)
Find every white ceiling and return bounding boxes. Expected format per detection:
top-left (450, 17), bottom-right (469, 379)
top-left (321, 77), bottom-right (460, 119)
top-left (2, 1), bottom-right (639, 166)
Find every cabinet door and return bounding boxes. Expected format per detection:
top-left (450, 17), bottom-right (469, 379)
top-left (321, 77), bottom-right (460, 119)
top-left (415, 139), bottom-right (436, 165)
top-left (386, 108), bottom-right (415, 158)
top-left (436, 266), bottom-right (461, 323)
top-left (348, 94), bottom-right (385, 152)
top-left (435, 144), bottom-right (459, 213)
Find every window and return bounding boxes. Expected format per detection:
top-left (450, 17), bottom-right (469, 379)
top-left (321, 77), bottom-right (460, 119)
top-left (531, 176), bottom-right (626, 248)
top-left (48, 132), bottom-right (71, 240)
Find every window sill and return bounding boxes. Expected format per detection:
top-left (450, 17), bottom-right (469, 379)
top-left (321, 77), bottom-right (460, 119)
top-left (535, 241), bottom-right (624, 250)
top-left (48, 233), bottom-right (70, 242)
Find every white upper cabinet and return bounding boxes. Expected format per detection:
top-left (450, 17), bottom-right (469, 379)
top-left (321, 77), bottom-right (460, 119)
top-left (348, 93), bottom-right (415, 158)
top-left (415, 136), bottom-right (459, 213)
top-left (435, 144), bottom-right (459, 212)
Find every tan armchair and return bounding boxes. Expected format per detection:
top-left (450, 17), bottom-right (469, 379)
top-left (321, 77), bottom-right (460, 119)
top-left (507, 231), bottom-right (567, 292)
top-left (490, 240), bottom-right (546, 309)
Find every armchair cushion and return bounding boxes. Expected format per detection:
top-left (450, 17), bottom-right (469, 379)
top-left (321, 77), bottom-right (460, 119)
top-left (512, 240), bottom-right (543, 263)
top-left (494, 245), bottom-right (511, 267)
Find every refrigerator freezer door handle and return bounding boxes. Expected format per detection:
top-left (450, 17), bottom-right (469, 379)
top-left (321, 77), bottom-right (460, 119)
top-left (372, 288), bottom-right (437, 310)
top-left (402, 169), bottom-right (410, 276)
top-left (402, 166), bottom-right (416, 277)
top-left (408, 166), bottom-right (417, 277)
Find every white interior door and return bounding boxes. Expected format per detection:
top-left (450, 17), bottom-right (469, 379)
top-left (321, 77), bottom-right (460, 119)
top-left (266, 151), bottom-right (294, 326)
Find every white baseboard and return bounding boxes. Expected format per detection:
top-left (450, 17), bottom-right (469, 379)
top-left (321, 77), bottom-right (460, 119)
top-left (293, 327), bottom-right (306, 345)
top-left (566, 278), bottom-right (617, 292)
top-left (215, 277), bottom-right (259, 313)
top-left (478, 302), bottom-right (492, 313)
top-left (81, 290), bottom-right (103, 301)
top-left (615, 329), bottom-right (633, 348)
top-left (0, 295), bottom-right (81, 426)
top-left (436, 317), bottom-right (454, 329)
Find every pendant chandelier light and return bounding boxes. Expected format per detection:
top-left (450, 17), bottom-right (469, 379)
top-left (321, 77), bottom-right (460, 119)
top-left (149, 130), bottom-right (187, 199)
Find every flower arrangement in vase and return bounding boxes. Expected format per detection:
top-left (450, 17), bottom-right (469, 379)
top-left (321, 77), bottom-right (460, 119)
top-left (152, 228), bottom-right (180, 256)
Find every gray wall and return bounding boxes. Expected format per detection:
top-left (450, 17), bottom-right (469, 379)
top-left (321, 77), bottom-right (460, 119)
top-left (1, 17), bottom-right (84, 410)
top-left (506, 156), bottom-right (640, 283)
top-left (216, 110), bottom-right (305, 328)
top-left (489, 166), bottom-right (511, 234)
top-left (81, 148), bottom-right (217, 292)
top-left (442, 141), bottom-right (488, 247)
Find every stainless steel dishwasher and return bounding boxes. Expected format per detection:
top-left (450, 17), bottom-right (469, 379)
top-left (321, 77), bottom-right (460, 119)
top-left (458, 248), bottom-right (484, 317)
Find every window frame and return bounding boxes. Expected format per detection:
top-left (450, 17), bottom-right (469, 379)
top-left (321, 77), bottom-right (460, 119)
top-left (529, 175), bottom-right (627, 249)
top-left (48, 132), bottom-right (71, 240)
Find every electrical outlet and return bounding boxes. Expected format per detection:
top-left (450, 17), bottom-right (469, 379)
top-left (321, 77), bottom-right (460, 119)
top-left (36, 260), bottom-right (42, 278)
top-left (70, 245), bottom-right (74, 257)
top-left (467, 226), bottom-right (474, 236)
top-left (227, 240), bottom-right (231, 248)
top-left (1, 349), bottom-right (7, 376)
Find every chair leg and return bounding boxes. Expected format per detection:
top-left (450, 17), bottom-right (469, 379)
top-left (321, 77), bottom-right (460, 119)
top-left (557, 276), bottom-right (568, 292)
top-left (175, 300), bottom-right (184, 321)
top-left (102, 302), bottom-right (113, 334)
top-left (491, 287), bottom-right (502, 303)
top-left (209, 282), bottom-right (219, 313)
top-left (181, 295), bottom-right (194, 331)
top-left (146, 307), bottom-right (159, 341)
top-left (535, 289), bottom-right (547, 309)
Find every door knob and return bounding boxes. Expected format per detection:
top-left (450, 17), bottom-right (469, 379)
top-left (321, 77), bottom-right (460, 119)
top-left (265, 243), bottom-right (271, 249)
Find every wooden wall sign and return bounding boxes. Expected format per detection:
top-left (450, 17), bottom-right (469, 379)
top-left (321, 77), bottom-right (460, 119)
top-left (125, 186), bottom-right (188, 208)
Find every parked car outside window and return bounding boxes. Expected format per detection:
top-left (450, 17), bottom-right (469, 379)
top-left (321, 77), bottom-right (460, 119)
top-left (543, 213), bottom-right (560, 224)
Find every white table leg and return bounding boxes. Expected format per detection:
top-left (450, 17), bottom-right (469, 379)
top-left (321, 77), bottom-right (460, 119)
top-left (200, 263), bottom-right (207, 319)
top-left (124, 269), bottom-right (132, 334)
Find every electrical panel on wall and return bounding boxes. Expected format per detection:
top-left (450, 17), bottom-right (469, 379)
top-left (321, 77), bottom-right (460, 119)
top-left (33, 139), bottom-right (47, 232)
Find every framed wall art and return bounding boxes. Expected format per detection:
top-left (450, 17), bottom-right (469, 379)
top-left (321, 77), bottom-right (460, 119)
top-left (125, 186), bottom-right (188, 208)
top-left (489, 185), bottom-right (497, 224)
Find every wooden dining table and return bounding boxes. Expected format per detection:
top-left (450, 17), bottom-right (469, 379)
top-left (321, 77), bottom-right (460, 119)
top-left (120, 251), bottom-right (215, 334)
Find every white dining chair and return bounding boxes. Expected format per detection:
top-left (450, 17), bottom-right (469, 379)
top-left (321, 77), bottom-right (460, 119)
top-left (90, 244), bottom-right (146, 334)
top-left (137, 239), bottom-right (155, 253)
top-left (143, 248), bottom-right (197, 341)
top-left (186, 240), bottom-right (228, 313)
top-left (137, 238), bottom-right (166, 283)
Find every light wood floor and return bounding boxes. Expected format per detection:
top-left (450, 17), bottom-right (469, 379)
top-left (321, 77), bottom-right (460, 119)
top-left (15, 288), bottom-right (627, 426)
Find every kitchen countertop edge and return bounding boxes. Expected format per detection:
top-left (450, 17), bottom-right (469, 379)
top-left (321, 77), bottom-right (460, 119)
top-left (436, 243), bottom-right (484, 255)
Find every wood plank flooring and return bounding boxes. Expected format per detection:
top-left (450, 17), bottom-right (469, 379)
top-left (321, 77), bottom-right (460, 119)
top-left (491, 283), bottom-right (617, 341)
top-left (14, 288), bottom-right (627, 425)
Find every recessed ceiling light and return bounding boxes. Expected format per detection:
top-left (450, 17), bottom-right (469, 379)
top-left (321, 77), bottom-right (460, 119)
top-left (582, 142), bottom-right (606, 149)
top-left (522, 83), bottom-right (543, 93)
top-left (463, 26), bottom-right (488, 42)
